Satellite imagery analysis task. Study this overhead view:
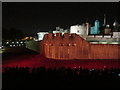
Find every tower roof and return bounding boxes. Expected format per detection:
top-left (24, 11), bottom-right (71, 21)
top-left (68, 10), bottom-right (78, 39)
top-left (95, 20), bottom-right (99, 22)
top-left (113, 20), bottom-right (119, 26)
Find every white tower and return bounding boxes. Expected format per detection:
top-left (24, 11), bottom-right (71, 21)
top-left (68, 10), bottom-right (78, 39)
top-left (70, 24), bottom-right (88, 39)
top-left (70, 25), bottom-right (80, 34)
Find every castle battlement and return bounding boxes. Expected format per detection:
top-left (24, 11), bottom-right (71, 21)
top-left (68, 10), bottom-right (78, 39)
top-left (43, 33), bottom-right (85, 41)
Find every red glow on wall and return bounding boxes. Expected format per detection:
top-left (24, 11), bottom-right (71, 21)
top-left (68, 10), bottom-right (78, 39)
top-left (40, 33), bottom-right (120, 60)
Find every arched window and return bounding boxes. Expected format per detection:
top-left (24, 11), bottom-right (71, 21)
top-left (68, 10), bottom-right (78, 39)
top-left (61, 43), bottom-right (64, 46)
top-left (49, 44), bottom-right (53, 46)
top-left (67, 43), bottom-right (71, 46)
top-left (73, 43), bottom-right (76, 46)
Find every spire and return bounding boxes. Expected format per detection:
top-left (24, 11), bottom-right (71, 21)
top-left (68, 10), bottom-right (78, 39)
top-left (103, 14), bottom-right (106, 26)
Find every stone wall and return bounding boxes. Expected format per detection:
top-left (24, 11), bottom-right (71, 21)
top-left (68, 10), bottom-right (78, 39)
top-left (40, 33), bottom-right (120, 60)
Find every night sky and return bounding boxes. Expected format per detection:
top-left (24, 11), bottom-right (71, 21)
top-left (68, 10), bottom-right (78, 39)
top-left (2, 2), bottom-right (119, 35)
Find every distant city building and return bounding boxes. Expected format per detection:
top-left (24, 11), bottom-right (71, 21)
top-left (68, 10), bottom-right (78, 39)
top-left (37, 15), bottom-right (120, 43)
top-left (90, 20), bottom-right (100, 34)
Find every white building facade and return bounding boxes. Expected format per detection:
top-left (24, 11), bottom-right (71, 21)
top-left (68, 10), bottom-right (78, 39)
top-left (70, 24), bottom-right (89, 39)
top-left (37, 32), bottom-right (48, 41)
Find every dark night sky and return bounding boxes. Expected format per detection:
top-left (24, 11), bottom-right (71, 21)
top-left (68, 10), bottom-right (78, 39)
top-left (2, 2), bottom-right (119, 35)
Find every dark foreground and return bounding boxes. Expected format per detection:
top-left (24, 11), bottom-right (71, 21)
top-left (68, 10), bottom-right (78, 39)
top-left (2, 66), bottom-right (120, 89)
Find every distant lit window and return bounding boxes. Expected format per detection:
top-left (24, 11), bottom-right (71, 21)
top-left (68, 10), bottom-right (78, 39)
top-left (0, 46), bottom-right (4, 49)
top-left (67, 43), bottom-right (71, 46)
top-left (13, 45), bottom-right (15, 47)
top-left (118, 74), bottom-right (120, 76)
top-left (73, 43), bottom-right (76, 46)
top-left (6, 42), bottom-right (9, 44)
top-left (16, 42), bottom-right (19, 44)
top-left (10, 45), bottom-right (12, 47)
top-left (20, 41), bottom-right (23, 44)
top-left (61, 43), bottom-right (64, 46)
top-left (12, 42), bottom-right (14, 44)
top-left (49, 44), bottom-right (53, 46)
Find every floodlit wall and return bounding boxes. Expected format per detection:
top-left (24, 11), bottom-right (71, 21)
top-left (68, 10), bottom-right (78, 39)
top-left (70, 25), bottom-right (87, 35)
top-left (40, 33), bottom-right (120, 60)
top-left (25, 40), bottom-right (39, 52)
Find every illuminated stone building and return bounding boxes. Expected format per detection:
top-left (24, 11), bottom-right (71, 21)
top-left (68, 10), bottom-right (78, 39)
top-left (40, 33), bottom-right (120, 60)
top-left (37, 16), bottom-right (120, 43)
